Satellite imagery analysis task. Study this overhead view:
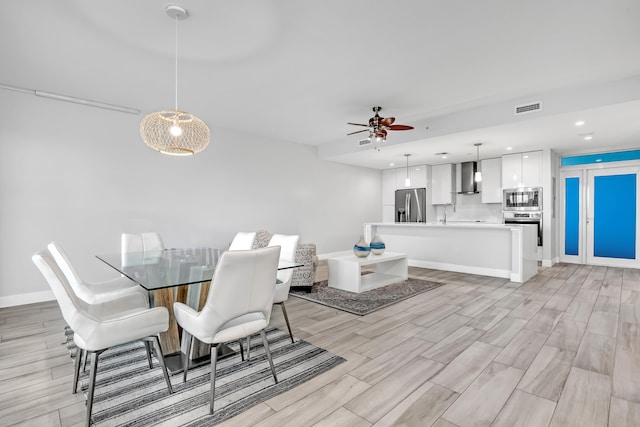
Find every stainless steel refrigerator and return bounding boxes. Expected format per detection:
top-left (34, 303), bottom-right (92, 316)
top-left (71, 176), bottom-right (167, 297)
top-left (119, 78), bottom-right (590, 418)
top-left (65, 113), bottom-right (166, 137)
top-left (395, 188), bottom-right (426, 222)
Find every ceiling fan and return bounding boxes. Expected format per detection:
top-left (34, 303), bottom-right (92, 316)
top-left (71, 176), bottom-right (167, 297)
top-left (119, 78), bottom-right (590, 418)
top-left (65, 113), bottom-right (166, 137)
top-left (347, 106), bottom-right (414, 142)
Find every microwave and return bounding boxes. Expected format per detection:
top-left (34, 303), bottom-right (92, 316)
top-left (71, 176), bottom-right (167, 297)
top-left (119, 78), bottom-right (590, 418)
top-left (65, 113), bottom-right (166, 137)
top-left (503, 187), bottom-right (542, 211)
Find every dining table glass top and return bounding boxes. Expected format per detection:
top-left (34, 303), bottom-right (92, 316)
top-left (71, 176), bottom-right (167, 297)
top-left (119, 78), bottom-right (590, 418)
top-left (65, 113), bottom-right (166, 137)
top-left (96, 247), bottom-right (302, 291)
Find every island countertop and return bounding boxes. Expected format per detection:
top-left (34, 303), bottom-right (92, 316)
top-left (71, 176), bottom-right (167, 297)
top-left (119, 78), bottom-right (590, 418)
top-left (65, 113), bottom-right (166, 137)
top-left (365, 221), bottom-right (517, 230)
top-left (364, 222), bottom-right (538, 283)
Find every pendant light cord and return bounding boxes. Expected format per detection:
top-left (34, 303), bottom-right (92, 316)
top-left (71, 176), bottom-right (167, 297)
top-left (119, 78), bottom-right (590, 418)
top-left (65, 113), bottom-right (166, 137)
top-left (174, 14), bottom-right (178, 111)
top-left (406, 155), bottom-right (409, 179)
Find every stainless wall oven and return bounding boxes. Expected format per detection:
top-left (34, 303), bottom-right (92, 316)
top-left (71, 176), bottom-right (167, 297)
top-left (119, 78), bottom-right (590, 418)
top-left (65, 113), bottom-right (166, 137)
top-left (503, 187), bottom-right (542, 211)
top-left (504, 211), bottom-right (542, 246)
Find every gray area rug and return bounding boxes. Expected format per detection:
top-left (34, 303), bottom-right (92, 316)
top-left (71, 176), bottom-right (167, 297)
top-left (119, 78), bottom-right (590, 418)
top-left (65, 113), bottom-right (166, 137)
top-left (290, 277), bottom-right (445, 316)
top-left (66, 327), bottom-right (344, 426)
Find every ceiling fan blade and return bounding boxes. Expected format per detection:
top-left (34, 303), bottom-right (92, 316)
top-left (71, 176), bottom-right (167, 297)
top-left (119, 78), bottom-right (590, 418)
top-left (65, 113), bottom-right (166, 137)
top-left (347, 129), bottom-right (369, 136)
top-left (380, 117), bottom-right (395, 126)
top-left (347, 122), bottom-right (369, 127)
top-left (388, 124), bottom-right (414, 131)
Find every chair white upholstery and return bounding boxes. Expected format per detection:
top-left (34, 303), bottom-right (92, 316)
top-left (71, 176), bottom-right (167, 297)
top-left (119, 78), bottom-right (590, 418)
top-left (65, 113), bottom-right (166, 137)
top-left (267, 234), bottom-right (299, 343)
top-left (32, 250), bottom-right (173, 427)
top-left (228, 231), bottom-right (257, 251)
top-left (121, 232), bottom-right (164, 253)
top-left (173, 246), bottom-right (281, 415)
top-left (47, 242), bottom-right (147, 305)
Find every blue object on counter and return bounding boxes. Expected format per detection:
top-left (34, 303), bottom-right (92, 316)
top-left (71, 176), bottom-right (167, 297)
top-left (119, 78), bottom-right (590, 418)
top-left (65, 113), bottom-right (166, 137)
top-left (353, 236), bottom-right (371, 258)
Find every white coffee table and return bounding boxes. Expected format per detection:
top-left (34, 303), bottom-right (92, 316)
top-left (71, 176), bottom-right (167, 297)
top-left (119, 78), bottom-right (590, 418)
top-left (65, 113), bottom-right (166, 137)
top-left (325, 251), bottom-right (408, 293)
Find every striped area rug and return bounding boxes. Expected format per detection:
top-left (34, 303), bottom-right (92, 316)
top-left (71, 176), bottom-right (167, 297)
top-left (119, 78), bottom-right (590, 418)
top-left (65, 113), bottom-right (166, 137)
top-left (291, 277), bottom-right (445, 315)
top-left (67, 328), bottom-right (345, 426)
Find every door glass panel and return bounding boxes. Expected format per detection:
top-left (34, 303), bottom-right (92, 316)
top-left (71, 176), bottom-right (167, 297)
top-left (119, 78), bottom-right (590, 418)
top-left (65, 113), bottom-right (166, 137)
top-left (562, 149), bottom-right (640, 166)
top-left (594, 174), bottom-right (636, 259)
top-left (565, 177), bottom-right (579, 256)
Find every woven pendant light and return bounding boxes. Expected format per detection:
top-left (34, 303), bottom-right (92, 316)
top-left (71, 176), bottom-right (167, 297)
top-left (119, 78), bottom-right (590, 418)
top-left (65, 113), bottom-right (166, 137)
top-left (140, 5), bottom-right (210, 156)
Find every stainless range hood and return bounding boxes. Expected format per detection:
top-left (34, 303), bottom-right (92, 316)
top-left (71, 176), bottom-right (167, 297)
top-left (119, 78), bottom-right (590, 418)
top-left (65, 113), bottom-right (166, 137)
top-left (459, 161), bottom-right (479, 194)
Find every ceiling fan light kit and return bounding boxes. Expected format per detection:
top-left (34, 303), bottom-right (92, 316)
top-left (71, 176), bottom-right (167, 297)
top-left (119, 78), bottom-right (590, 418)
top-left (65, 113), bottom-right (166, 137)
top-left (348, 106), bottom-right (414, 143)
top-left (140, 5), bottom-right (211, 156)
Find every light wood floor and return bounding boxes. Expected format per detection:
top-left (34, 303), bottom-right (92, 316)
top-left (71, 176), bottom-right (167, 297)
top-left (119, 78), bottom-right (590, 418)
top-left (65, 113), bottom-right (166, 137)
top-left (2, 263), bottom-right (640, 426)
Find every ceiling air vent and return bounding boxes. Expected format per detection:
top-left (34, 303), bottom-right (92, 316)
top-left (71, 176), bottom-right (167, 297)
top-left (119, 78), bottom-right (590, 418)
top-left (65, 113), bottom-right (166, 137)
top-left (357, 138), bottom-right (372, 147)
top-left (515, 102), bottom-right (541, 115)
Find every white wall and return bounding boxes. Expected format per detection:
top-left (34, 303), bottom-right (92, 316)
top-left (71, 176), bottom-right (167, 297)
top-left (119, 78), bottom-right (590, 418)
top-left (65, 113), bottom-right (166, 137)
top-left (0, 91), bottom-right (381, 306)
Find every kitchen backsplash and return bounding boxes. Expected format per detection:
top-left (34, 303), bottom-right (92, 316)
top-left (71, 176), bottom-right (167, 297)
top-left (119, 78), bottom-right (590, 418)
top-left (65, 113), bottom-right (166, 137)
top-left (439, 193), bottom-right (503, 223)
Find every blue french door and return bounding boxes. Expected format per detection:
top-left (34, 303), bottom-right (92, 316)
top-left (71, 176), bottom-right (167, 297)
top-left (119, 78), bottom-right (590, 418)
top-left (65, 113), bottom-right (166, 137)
top-left (560, 170), bottom-right (584, 263)
top-left (586, 166), bottom-right (639, 267)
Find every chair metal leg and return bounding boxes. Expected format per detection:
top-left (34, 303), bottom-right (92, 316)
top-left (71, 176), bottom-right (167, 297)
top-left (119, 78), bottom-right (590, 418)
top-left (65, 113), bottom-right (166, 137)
top-left (279, 302), bottom-right (295, 343)
top-left (246, 335), bottom-right (251, 360)
top-left (238, 339), bottom-right (244, 361)
top-left (183, 333), bottom-right (193, 383)
top-left (260, 330), bottom-right (278, 384)
top-left (210, 344), bottom-right (219, 415)
top-left (149, 336), bottom-right (173, 394)
top-left (83, 348), bottom-right (89, 372)
top-left (143, 340), bottom-right (153, 369)
top-left (73, 347), bottom-right (82, 394)
top-left (85, 350), bottom-right (104, 427)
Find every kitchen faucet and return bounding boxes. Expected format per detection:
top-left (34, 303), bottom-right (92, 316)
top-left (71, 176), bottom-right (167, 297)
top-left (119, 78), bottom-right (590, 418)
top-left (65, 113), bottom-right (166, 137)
top-left (441, 203), bottom-right (453, 224)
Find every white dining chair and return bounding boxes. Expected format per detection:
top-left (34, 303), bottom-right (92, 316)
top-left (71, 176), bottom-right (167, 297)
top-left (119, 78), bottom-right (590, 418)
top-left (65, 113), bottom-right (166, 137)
top-left (121, 232), bottom-right (164, 254)
top-left (228, 231), bottom-right (256, 251)
top-left (47, 241), bottom-right (147, 305)
top-left (32, 250), bottom-right (173, 427)
top-left (173, 246), bottom-right (281, 415)
top-left (267, 234), bottom-right (300, 343)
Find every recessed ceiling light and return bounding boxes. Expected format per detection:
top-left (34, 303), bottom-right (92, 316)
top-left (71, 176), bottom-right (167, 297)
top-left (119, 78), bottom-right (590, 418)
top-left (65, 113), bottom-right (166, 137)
top-left (506, 147), bottom-right (512, 151)
top-left (575, 120), bottom-right (585, 126)
top-left (584, 135), bottom-right (593, 140)
top-left (523, 155), bottom-right (529, 159)
top-left (442, 155), bottom-right (447, 159)
top-left (389, 162), bottom-right (395, 167)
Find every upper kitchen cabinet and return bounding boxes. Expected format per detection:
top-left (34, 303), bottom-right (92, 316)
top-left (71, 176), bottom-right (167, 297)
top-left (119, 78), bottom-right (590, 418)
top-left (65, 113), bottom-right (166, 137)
top-left (383, 165), bottom-right (428, 205)
top-left (410, 165), bottom-right (428, 189)
top-left (396, 165), bottom-right (427, 190)
top-left (502, 150), bottom-right (542, 188)
top-left (382, 169), bottom-right (397, 205)
top-left (481, 157), bottom-right (502, 203)
top-left (521, 151), bottom-right (543, 187)
top-left (432, 163), bottom-right (456, 205)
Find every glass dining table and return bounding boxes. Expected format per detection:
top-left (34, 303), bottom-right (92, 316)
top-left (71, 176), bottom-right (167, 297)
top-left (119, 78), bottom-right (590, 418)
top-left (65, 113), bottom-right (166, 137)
top-left (96, 247), bottom-right (301, 373)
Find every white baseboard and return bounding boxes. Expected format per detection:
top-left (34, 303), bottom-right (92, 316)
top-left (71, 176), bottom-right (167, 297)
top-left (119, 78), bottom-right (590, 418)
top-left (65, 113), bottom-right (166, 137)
top-left (408, 259), bottom-right (511, 280)
top-left (0, 290), bottom-right (55, 308)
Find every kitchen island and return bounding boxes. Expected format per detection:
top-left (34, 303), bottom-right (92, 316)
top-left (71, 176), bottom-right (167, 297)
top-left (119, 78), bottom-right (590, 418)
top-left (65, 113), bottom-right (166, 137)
top-left (364, 222), bottom-right (538, 283)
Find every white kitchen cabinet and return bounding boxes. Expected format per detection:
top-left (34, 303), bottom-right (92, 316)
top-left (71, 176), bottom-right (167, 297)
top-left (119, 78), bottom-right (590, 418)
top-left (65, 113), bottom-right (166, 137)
top-left (396, 166), bottom-right (410, 189)
top-left (502, 153), bottom-right (522, 188)
top-left (407, 165), bottom-right (427, 189)
top-left (502, 151), bottom-right (542, 188)
top-left (522, 151), bottom-right (543, 188)
top-left (382, 169), bottom-right (397, 205)
top-left (395, 165), bottom-right (427, 190)
top-left (481, 157), bottom-right (502, 203)
top-left (431, 164), bottom-right (455, 205)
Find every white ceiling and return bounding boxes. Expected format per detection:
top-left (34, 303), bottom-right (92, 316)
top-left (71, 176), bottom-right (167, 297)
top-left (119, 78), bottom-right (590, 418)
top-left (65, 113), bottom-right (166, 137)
top-left (2, 0), bottom-right (640, 169)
